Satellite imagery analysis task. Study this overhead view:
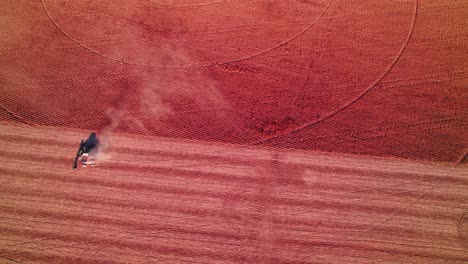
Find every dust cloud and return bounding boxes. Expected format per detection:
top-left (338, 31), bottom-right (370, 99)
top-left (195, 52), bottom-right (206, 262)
top-left (98, 42), bottom-right (231, 159)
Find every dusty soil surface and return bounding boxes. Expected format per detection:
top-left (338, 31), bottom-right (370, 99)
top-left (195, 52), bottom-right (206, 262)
top-left (1, 0), bottom-right (467, 162)
top-left (0, 123), bottom-right (467, 263)
top-left (1, 1), bottom-right (467, 263)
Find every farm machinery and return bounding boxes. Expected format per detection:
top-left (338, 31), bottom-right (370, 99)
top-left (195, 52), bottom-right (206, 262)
top-left (73, 132), bottom-right (100, 170)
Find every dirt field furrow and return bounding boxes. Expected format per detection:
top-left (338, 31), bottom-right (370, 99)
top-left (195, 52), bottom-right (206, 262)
top-left (0, 123), bottom-right (466, 263)
top-left (1, 0), bottom-right (467, 262)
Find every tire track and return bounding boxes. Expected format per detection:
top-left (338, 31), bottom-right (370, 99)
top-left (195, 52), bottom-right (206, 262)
top-left (39, 0), bottom-right (334, 68)
top-left (148, 0), bottom-right (225, 8)
top-left (288, 149), bottom-right (468, 263)
top-left (252, 0), bottom-right (421, 145)
top-left (299, 116), bottom-right (468, 144)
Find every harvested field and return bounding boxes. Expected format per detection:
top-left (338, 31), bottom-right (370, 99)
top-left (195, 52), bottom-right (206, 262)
top-left (0, 124), bottom-right (467, 263)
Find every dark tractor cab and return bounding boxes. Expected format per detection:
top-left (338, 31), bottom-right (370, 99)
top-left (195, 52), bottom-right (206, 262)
top-left (73, 132), bottom-right (100, 170)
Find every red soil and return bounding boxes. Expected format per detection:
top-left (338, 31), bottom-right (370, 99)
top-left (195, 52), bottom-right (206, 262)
top-left (1, 0), bottom-right (467, 161)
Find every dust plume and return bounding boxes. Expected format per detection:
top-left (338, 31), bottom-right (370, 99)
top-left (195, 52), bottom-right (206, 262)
top-left (97, 42), bottom-right (231, 158)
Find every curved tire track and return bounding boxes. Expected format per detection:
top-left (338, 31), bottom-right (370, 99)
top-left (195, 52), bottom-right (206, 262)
top-left (252, 0), bottom-right (420, 146)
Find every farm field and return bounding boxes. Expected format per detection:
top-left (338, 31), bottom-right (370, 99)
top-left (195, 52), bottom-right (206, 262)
top-left (0, 123), bottom-right (467, 263)
top-left (1, 0), bottom-right (467, 161)
top-left (1, 0), bottom-right (467, 263)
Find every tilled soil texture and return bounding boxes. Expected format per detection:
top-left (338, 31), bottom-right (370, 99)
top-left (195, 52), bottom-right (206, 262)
top-left (1, 124), bottom-right (468, 263)
top-left (1, 0), bottom-right (467, 162)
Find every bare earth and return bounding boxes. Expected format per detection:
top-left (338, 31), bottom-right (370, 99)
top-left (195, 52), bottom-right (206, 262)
top-left (1, 0), bottom-right (467, 161)
top-left (0, 123), bottom-right (467, 263)
top-left (1, 0), bottom-right (468, 263)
